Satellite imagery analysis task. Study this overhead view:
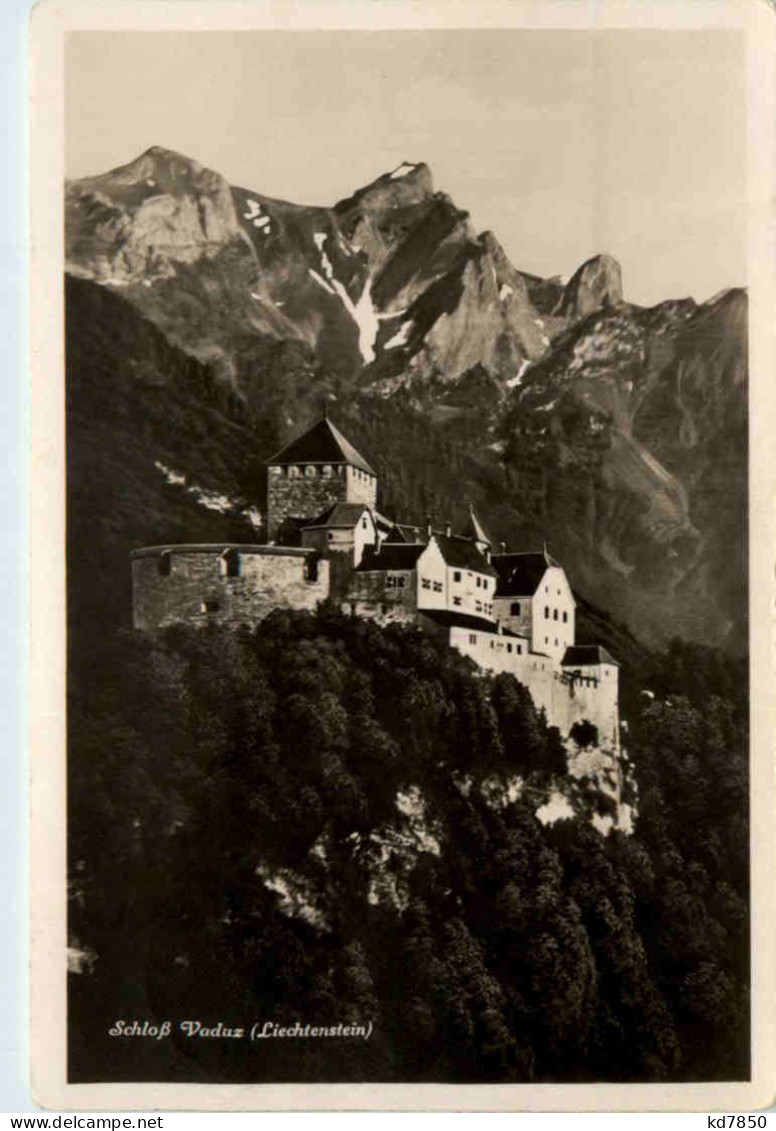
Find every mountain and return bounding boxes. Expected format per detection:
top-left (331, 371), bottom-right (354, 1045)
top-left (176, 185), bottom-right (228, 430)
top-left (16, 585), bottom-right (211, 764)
top-left (65, 147), bottom-right (748, 654)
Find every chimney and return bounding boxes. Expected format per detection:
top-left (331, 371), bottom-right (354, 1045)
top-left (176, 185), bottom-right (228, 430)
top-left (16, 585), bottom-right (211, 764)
top-left (500, 541), bottom-right (507, 554)
top-left (445, 520), bottom-right (452, 537)
top-left (425, 515), bottom-right (432, 539)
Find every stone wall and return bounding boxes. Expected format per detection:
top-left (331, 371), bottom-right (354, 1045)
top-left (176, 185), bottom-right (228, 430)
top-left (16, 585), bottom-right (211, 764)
top-left (342, 569), bottom-right (418, 625)
top-left (345, 465), bottom-right (377, 507)
top-left (266, 465), bottom-right (348, 542)
top-left (132, 545), bottom-right (330, 631)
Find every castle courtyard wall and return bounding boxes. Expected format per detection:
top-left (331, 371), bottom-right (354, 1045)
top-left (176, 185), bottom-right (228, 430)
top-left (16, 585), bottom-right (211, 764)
top-left (132, 547), bottom-right (330, 631)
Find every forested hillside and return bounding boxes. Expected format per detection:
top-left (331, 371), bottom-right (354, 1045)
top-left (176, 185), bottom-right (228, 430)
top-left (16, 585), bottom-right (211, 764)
top-left (68, 608), bottom-right (748, 1084)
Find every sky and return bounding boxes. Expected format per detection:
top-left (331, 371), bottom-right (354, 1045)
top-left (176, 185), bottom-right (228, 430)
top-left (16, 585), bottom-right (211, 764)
top-left (65, 29), bottom-right (746, 307)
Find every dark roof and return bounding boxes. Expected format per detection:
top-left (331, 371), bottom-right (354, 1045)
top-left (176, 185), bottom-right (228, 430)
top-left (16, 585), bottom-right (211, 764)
top-left (419, 610), bottom-right (500, 634)
top-left (306, 502), bottom-right (370, 529)
top-left (562, 645), bottom-right (619, 667)
top-left (131, 543), bottom-right (314, 559)
top-left (492, 551), bottom-right (553, 596)
top-left (434, 532), bottom-right (498, 577)
top-left (356, 543), bottom-right (426, 572)
top-left (265, 416), bottom-right (376, 475)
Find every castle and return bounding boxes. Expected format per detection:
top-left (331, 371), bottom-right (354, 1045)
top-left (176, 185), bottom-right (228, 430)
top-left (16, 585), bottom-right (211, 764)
top-left (131, 415), bottom-right (620, 752)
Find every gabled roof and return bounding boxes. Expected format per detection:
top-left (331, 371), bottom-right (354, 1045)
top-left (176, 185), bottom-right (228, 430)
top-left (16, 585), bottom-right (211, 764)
top-left (492, 550), bottom-right (556, 597)
top-left (434, 532), bottom-right (498, 577)
top-left (562, 644), bottom-right (619, 667)
top-left (356, 543), bottom-right (426, 572)
top-left (265, 416), bottom-right (376, 476)
top-left (461, 505), bottom-right (495, 548)
top-left (305, 502), bottom-right (371, 530)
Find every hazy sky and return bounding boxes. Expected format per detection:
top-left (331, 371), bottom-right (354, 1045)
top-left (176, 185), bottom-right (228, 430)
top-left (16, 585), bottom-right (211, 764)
top-left (66, 29), bottom-right (746, 307)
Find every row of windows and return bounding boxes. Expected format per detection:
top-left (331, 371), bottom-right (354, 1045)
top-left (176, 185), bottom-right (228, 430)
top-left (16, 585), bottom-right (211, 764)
top-left (466, 634), bottom-right (523, 655)
top-left (386, 575), bottom-right (407, 589)
top-left (158, 554), bottom-right (319, 584)
top-left (475, 601), bottom-right (493, 615)
top-left (544, 606), bottom-right (568, 623)
top-left (421, 578), bottom-right (443, 592)
top-left (453, 570), bottom-right (491, 589)
top-left (270, 464), bottom-right (345, 479)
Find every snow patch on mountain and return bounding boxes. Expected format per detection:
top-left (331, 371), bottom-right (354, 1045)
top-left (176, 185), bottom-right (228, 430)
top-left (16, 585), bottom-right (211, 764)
top-left (390, 162), bottom-right (417, 180)
top-left (385, 321), bottom-right (412, 350)
top-left (507, 359), bottom-right (531, 388)
top-left (309, 268), bottom-right (335, 296)
top-left (314, 231), bottom-right (378, 363)
top-left (243, 199), bottom-right (262, 220)
top-left (154, 461), bottom-right (261, 526)
top-left (499, 284), bottom-right (514, 301)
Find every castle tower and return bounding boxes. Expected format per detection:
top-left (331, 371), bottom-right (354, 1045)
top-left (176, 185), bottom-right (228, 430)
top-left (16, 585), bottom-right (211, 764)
top-left (265, 414), bottom-right (378, 543)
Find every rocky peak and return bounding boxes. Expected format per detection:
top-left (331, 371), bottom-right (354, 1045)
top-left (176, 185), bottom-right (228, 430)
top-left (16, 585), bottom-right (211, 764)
top-left (558, 253), bottom-right (623, 320)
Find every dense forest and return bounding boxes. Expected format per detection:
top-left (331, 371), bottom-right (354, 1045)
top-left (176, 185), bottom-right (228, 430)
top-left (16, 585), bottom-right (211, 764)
top-left (68, 606), bottom-right (749, 1084)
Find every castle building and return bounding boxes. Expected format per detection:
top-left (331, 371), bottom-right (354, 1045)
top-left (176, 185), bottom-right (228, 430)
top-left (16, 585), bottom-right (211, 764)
top-left (131, 415), bottom-right (620, 752)
top-left (265, 412), bottom-right (378, 543)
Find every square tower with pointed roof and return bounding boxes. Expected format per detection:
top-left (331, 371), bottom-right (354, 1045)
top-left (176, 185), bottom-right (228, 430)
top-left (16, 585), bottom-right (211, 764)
top-left (265, 415), bottom-right (378, 543)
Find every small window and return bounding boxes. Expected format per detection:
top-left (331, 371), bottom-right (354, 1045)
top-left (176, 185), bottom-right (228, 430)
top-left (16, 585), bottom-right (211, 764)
top-left (507, 643), bottom-right (513, 654)
top-left (553, 609), bottom-right (558, 621)
top-left (476, 577), bottom-right (481, 588)
top-left (517, 645), bottom-right (522, 655)
top-left (304, 558), bottom-right (319, 582)
top-left (545, 606), bottom-right (549, 618)
top-left (475, 601), bottom-right (482, 613)
top-left (433, 581), bottom-right (443, 593)
top-left (362, 517), bottom-right (368, 529)
top-left (453, 596), bottom-right (462, 607)
top-left (422, 578), bottom-right (431, 590)
top-left (468, 634), bottom-right (477, 645)
top-left (454, 571), bottom-right (462, 582)
top-left (555, 638), bottom-right (558, 647)
top-left (219, 549), bottom-right (240, 578)
top-left (511, 601), bottom-right (521, 616)
top-left (158, 553), bottom-right (172, 577)
top-left (201, 600), bottom-right (220, 614)
top-left (305, 465), bottom-right (316, 477)
top-left (545, 637), bottom-right (548, 644)
top-left (327, 532), bottom-right (335, 541)
top-left (563, 611), bottom-right (568, 623)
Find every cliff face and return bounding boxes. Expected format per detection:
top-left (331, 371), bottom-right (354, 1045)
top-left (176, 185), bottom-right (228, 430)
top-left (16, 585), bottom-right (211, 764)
top-left (65, 147), bottom-right (748, 653)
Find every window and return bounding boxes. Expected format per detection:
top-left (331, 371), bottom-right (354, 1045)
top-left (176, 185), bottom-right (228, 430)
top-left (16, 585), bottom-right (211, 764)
top-left (304, 558), bottom-right (319, 582)
top-left (454, 571), bottom-right (462, 582)
top-left (453, 596), bottom-right (462, 607)
top-left (362, 517), bottom-right (368, 529)
top-left (545, 637), bottom-right (549, 644)
top-left (201, 600), bottom-right (220, 614)
top-left (507, 643), bottom-right (513, 654)
top-left (545, 606), bottom-right (549, 618)
top-left (387, 575), bottom-right (406, 589)
top-left (510, 601), bottom-right (521, 616)
top-left (475, 601), bottom-right (483, 613)
top-left (305, 465), bottom-right (316, 477)
top-left (555, 638), bottom-right (558, 647)
top-left (563, 611), bottom-right (568, 623)
top-left (433, 581), bottom-right (443, 593)
top-left (327, 532), bottom-right (335, 541)
top-left (517, 645), bottom-right (522, 655)
top-left (553, 609), bottom-right (558, 621)
top-left (421, 578), bottom-right (431, 589)
top-left (219, 549), bottom-right (240, 578)
top-left (468, 634), bottom-right (477, 645)
top-left (158, 553), bottom-right (172, 577)
top-left (476, 577), bottom-right (481, 588)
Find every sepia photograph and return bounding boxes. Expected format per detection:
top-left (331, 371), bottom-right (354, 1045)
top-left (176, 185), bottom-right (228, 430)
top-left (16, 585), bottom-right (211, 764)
top-left (28, 0), bottom-right (776, 1111)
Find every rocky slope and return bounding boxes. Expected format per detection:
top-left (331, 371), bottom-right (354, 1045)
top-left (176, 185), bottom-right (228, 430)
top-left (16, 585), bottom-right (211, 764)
top-left (65, 146), bottom-right (748, 653)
